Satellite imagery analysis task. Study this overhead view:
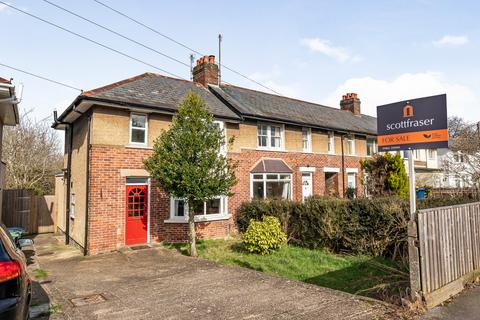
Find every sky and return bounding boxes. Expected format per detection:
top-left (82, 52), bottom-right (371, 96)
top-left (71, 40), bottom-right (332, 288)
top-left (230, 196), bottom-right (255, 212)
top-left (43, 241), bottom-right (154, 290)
top-left (1, 0), bottom-right (479, 127)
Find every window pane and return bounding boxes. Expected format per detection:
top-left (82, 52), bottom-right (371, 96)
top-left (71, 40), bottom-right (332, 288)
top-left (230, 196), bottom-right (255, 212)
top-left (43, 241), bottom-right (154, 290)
top-left (253, 174), bottom-right (263, 180)
top-left (258, 136), bottom-right (267, 147)
top-left (258, 125), bottom-right (267, 135)
top-left (131, 128), bottom-right (146, 143)
top-left (206, 198), bottom-right (221, 215)
top-left (279, 174), bottom-right (291, 180)
top-left (271, 126), bottom-right (281, 137)
top-left (271, 136), bottom-right (281, 148)
top-left (132, 114), bottom-right (146, 128)
top-left (266, 181), bottom-right (291, 199)
top-left (253, 181), bottom-right (264, 199)
top-left (174, 199), bottom-right (185, 217)
top-left (192, 200), bottom-right (204, 215)
top-left (266, 174), bottom-right (278, 180)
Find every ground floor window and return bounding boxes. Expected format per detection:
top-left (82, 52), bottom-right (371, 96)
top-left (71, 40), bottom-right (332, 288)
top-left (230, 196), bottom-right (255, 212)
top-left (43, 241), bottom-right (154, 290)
top-left (170, 196), bottom-right (228, 220)
top-left (251, 173), bottom-right (292, 200)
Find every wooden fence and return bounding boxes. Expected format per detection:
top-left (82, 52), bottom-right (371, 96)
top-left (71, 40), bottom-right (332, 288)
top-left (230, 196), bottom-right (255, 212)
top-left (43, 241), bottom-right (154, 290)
top-left (409, 202), bottom-right (480, 308)
top-left (1, 189), bottom-right (56, 234)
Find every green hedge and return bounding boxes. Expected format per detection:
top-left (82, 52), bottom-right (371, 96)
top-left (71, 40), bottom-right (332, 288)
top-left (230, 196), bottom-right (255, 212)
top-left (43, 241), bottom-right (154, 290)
top-left (236, 195), bottom-right (479, 259)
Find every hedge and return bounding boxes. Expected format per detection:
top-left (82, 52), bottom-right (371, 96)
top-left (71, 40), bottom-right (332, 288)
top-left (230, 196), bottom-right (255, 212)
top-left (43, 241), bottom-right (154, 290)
top-left (236, 195), bottom-right (479, 260)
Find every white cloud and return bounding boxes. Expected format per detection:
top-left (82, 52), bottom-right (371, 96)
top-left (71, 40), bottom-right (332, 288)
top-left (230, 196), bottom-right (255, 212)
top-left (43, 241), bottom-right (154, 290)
top-left (0, 3), bottom-right (7, 12)
top-left (433, 35), bottom-right (469, 47)
top-left (301, 38), bottom-right (359, 63)
top-left (323, 72), bottom-right (478, 119)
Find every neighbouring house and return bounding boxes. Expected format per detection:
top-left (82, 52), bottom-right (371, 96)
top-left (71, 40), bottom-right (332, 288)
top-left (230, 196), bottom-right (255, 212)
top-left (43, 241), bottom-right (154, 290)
top-left (398, 148), bottom-right (443, 187)
top-left (0, 77), bottom-right (19, 211)
top-left (53, 55), bottom-right (377, 255)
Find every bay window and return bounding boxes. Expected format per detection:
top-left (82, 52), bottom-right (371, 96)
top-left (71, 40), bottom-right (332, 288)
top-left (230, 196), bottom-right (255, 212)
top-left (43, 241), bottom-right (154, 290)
top-left (251, 173), bottom-right (292, 200)
top-left (257, 123), bottom-right (283, 149)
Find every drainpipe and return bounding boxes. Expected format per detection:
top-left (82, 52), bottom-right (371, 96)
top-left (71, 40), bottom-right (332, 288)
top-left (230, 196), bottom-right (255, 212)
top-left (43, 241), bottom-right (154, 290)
top-left (65, 123), bottom-right (74, 245)
top-left (341, 134), bottom-right (346, 197)
top-left (83, 114), bottom-right (92, 256)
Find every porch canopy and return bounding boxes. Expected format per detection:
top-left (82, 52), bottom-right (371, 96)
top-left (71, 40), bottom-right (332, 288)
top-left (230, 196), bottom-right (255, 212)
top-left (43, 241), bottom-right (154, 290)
top-left (251, 159), bottom-right (292, 174)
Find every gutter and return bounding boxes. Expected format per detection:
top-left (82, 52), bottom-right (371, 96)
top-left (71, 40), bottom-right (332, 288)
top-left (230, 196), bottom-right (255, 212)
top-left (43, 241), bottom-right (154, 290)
top-left (83, 114), bottom-right (92, 256)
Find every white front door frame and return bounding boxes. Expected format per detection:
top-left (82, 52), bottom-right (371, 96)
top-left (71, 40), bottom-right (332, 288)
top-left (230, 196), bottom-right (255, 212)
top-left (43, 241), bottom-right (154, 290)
top-left (301, 172), bottom-right (313, 202)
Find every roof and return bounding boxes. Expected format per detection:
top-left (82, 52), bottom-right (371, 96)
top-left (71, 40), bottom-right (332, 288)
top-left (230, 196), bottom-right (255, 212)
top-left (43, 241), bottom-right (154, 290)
top-left (210, 84), bottom-right (377, 135)
top-left (58, 73), bottom-right (240, 122)
top-left (251, 158), bottom-right (293, 173)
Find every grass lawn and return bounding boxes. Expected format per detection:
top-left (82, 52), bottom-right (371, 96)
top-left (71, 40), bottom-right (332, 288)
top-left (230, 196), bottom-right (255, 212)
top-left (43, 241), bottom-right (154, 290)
top-left (165, 239), bottom-right (408, 301)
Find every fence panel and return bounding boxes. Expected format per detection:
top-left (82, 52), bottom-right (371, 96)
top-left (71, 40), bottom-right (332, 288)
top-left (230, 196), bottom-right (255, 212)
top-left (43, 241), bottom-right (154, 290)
top-left (1, 189), bottom-right (56, 234)
top-left (414, 202), bottom-right (480, 307)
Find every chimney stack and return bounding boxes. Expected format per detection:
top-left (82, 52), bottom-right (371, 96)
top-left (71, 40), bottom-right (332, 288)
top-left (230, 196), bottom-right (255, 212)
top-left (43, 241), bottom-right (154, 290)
top-left (192, 55), bottom-right (219, 87)
top-left (340, 93), bottom-right (361, 115)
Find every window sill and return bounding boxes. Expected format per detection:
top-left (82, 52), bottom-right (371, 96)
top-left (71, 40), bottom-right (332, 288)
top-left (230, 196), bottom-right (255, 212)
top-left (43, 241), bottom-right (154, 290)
top-left (164, 214), bottom-right (231, 224)
top-left (126, 144), bottom-right (153, 150)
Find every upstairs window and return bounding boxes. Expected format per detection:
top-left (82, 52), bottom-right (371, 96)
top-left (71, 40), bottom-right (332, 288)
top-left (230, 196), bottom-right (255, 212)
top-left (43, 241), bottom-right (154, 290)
top-left (328, 131), bottom-right (335, 154)
top-left (367, 138), bottom-right (377, 156)
top-left (214, 121), bottom-right (227, 156)
top-left (427, 149), bottom-right (437, 160)
top-left (302, 127), bottom-right (312, 152)
top-left (130, 113), bottom-right (148, 145)
top-left (346, 135), bottom-right (355, 156)
top-left (257, 123), bottom-right (282, 149)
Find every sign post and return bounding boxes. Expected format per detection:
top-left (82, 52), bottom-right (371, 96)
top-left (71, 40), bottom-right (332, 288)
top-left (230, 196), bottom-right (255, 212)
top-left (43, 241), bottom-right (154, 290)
top-left (408, 149), bottom-right (416, 217)
top-left (376, 94), bottom-right (448, 218)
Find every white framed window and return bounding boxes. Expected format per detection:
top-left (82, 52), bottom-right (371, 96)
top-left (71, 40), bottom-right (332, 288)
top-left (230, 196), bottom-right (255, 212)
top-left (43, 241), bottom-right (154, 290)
top-left (213, 120), bottom-right (227, 156)
top-left (257, 123), bottom-right (283, 150)
top-left (251, 173), bottom-right (292, 200)
top-left (70, 193), bottom-right (75, 219)
top-left (302, 127), bottom-right (312, 152)
top-left (328, 131), bottom-right (335, 154)
top-left (367, 138), bottom-right (377, 156)
top-left (346, 135), bottom-right (355, 156)
top-left (414, 149), bottom-right (421, 160)
top-left (130, 113), bottom-right (148, 145)
top-left (169, 196), bottom-right (228, 221)
top-left (427, 149), bottom-right (437, 160)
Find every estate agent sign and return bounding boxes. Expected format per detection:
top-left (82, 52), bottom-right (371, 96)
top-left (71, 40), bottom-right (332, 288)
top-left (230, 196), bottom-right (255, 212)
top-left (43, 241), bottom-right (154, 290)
top-left (376, 94), bottom-right (448, 152)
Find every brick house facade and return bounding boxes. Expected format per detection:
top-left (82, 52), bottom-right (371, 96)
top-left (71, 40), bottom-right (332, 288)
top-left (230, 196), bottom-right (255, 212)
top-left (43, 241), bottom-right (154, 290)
top-left (53, 56), bottom-right (377, 255)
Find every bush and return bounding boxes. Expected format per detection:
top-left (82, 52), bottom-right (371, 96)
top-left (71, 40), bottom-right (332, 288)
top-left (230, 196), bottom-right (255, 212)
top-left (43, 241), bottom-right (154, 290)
top-left (242, 216), bottom-right (287, 255)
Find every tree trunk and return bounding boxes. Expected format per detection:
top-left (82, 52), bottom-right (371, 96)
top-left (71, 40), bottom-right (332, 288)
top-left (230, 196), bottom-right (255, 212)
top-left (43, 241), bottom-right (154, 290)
top-left (188, 198), bottom-right (197, 257)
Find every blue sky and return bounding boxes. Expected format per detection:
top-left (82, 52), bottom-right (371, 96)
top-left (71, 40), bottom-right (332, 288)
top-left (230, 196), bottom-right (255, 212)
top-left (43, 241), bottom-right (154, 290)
top-left (1, 0), bottom-right (479, 124)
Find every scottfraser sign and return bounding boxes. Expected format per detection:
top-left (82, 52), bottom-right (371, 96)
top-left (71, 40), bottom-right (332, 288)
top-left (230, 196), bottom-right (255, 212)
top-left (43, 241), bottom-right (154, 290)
top-left (376, 94), bottom-right (448, 151)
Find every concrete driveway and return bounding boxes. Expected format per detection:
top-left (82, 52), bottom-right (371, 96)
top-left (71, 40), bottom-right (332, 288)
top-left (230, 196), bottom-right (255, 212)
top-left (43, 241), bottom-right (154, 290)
top-left (30, 234), bottom-right (392, 320)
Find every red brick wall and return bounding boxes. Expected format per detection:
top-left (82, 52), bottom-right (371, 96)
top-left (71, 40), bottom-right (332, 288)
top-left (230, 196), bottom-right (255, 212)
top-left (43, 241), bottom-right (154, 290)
top-left (87, 145), bottom-right (366, 254)
top-left (87, 145), bottom-right (234, 254)
top-left (227, 149), bottom-right (366, 218)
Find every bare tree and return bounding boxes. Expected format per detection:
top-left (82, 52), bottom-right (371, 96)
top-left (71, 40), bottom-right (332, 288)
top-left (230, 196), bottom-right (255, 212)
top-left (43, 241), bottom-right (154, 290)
top-left (442, 117), bottom-right (480, 188)
top-left (2, 110), bottom-right (63, 195)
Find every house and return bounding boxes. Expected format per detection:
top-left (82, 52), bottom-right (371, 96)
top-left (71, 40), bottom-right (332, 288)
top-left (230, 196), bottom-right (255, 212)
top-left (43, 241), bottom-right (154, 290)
top-left (0, 77), bottom-right (19, 211)
top-left (53, 55), bottom-right (377, 255)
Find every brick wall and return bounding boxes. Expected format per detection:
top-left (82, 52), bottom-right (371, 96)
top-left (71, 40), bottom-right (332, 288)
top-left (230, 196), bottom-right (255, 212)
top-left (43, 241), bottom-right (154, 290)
top-left (227, 149), bottom-right (366, 217)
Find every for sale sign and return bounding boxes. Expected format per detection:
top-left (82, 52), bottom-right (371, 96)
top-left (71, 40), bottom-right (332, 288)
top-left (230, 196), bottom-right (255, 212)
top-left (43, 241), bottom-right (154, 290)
top-left (376, 94), bottom-right (448, 151)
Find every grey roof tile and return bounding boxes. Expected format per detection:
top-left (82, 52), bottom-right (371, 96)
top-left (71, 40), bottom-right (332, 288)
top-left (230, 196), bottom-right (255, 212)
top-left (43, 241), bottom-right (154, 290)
top-left (81, 73), bottom-right (240, 120)
top-left (210, 84), bottom-right (377, 135)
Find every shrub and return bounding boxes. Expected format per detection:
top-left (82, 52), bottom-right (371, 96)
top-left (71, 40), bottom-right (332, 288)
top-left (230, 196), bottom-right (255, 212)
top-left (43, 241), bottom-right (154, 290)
top-left (242, 216), bottom-right (287, 255)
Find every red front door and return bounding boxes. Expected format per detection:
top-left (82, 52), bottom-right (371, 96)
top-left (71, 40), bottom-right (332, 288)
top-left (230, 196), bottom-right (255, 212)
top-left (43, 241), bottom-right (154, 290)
top-left (125, 185), bottom-right (148, 245)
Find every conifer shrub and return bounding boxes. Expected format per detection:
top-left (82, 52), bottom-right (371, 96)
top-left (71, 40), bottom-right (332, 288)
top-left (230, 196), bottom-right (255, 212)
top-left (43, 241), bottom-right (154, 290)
top-left (242, 216), bottom-right (287, 255)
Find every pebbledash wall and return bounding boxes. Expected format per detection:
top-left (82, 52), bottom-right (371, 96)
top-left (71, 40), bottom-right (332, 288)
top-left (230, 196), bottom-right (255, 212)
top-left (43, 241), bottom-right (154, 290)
top-left (59, 104), bottom-right (370, 254)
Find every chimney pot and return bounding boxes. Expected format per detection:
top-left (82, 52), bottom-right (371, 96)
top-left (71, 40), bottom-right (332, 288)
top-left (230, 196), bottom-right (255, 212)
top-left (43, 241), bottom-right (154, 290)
top-left (192, 53), bottom-right (219, 87)
top-left (340, 93), bottom-right (361, 115)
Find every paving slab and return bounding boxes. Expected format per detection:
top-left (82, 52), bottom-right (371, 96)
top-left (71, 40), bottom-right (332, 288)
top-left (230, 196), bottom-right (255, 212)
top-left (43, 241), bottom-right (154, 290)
top-left (30, 234), bottom-right (393, 320)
